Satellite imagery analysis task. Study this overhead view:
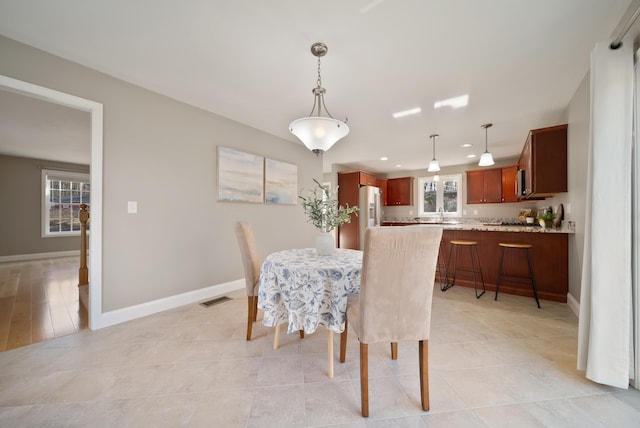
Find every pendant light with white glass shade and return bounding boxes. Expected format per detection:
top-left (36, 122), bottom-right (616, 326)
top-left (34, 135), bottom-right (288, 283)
top-left (478, 123), bottom-right (495, 166)
top-left (428, 133), bottom-right (440, 172)
top-left (289, 42), bottom-right (349, 154)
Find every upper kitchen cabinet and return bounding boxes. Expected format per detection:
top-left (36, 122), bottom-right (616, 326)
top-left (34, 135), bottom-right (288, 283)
top-left (359, 171), bottom-right (377, 186)
top-left (518, 124), bottom-right (568, 199)
top-left (466, 168), bottom-right (502, 204)
top-left (376, 179), bottom-right (388, 206)
top-left (386, 177), bottom-right (414, 206)
top-left (337, 170), bottom-right (379, 209)
top-left (501, 165), bottom-right (519, 203)
top-left (338, 171), bottom-right (365, 208)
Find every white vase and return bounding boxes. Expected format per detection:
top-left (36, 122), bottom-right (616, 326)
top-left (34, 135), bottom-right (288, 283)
top-left (315, 231), bottom-right (335, 256)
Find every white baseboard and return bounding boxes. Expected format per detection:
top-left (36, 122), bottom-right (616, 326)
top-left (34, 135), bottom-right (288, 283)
top-left (91, 279), bottom-right (244, 330)
top-left (567, 292), bottom-right (580, 318)
top-left (0, 250), bottom-right (80, 263)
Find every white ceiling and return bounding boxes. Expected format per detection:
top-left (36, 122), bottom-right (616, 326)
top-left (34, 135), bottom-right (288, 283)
top-left (0, 0), bottom-right (634, 173)
top-left (0, 89), bottom-right (90, 164)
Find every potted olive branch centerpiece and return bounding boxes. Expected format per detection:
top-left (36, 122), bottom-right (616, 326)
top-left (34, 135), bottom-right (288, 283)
top-left (299, 179), bottom-right (359, 255)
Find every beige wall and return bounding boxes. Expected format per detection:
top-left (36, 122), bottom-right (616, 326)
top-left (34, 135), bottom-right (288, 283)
top-left (0, 155), bottom-right (90, 256)
top-left (555, 73), bottom-right (590, 303)
top-left (0, 35), bottom-right (321, 312)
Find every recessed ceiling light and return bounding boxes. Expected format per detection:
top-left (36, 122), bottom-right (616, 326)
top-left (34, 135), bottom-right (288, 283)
top-left (467, 154), bottom-right (476, 158)
top-left (395, 164), bottom-right (402, 167)
top-left (434, 94), bottom-right (469, 109)
top-left (461, 143), bottom-right (473, 148)
top-left (392, 107), bottom-right (421, 119)
top-left (380, 156), bottom-right (388, 161)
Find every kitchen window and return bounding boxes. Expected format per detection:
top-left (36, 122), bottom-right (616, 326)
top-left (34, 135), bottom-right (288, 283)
top-left (42, 169), bottom-right (90, 237)
top-left (417, 174), bottom-right (462, 217)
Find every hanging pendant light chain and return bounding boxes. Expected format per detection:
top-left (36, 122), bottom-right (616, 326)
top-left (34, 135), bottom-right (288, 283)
top-left (432, 135), bottom-right (437, 160)
top-left (485, 126), bottom-right (488, 152)
top-left (428, 133), bottom-right (440, 172)
top-left (317, 55), bottom-right (335, 119)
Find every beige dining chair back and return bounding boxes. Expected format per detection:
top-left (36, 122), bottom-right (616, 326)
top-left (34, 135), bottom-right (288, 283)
top-left (340, 226), bottom-right (443, 417)
top-left (234, 221), bottom-right (262, 341)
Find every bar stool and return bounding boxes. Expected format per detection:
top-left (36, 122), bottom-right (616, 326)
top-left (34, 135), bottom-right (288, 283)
top-left (495, 242), bottom-right (540, 308)
top-left (442, 240), bottom-right (486, 298)
top-left (437, 240), bottom-right (449, 291)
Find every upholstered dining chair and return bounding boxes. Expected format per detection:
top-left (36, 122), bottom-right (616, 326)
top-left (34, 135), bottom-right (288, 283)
top-left (234, 221), bottom-right (262, 341)
top-left (339, 226), bottom-right (443, 417)
top-left (234, 221), bottom-right (304, 344)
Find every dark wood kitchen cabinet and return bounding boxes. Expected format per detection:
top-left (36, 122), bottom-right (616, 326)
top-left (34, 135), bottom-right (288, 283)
top-left (518, 124), bottom-right (567, 199)
top-left (386, 177), bottom-right (414, 206)
top-left (501, 165), bottom-right (518, 202)
top-left (376, 179), bottom-right (388, 206)
top-left (359, 171), bottom-right (377, 187)
top-left (466, 168), bottom-right (502, 204)
top-left (441, 229), bottom-right (568, 302)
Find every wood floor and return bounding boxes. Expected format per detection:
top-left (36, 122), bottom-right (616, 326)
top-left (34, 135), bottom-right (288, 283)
top-left (0, 256), bottom-right (87, 352)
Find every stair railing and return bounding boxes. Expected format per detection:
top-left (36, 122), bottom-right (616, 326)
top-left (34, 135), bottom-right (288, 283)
top-left (78, 203), bottom-right (89, 286)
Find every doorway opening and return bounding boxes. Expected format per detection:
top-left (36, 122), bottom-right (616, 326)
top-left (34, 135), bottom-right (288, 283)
top-left (0, 75), bottom-right (103, 331)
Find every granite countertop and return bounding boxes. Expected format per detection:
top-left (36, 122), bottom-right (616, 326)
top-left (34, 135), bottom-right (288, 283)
top-left (381, 219), bottom-right (575, 234)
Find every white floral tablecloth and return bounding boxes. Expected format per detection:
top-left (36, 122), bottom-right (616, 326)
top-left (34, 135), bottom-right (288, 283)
top-left (258, 248), bottom-right (363, 335)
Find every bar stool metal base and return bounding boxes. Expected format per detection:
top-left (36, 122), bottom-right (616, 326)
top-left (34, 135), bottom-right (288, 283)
top-left (437, 240), bottom-right (449, 291)
top-left (495, 242), bottom-right (541, 308)
top-left (442, 240), bottom-right (486, 299)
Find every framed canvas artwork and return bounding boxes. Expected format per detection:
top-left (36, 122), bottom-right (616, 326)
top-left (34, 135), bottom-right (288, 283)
top-left (217, 146), bottom-right (264, 203)
top-left (265, 158), bottom-right (298, 205)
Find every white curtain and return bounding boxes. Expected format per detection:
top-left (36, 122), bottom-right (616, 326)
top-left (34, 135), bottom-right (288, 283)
top-left (633, 46), bottom-right (640, 390)
top-left (577, 37), bottom-right (634, 389)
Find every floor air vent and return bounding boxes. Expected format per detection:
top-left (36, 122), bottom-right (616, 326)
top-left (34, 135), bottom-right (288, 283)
top-left (199, 296), bottom-right (232, 308)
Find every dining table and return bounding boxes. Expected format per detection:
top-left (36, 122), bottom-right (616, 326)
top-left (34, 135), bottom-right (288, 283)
top-left (258, 247), bottom-right (363, 378)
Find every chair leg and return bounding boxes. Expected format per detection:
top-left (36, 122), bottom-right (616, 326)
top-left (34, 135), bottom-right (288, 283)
top-left (328, 330), bottom-right (334, 378)
top-left (419, 340), bottom-right (430, 411)
top-left (273, 324), bottom-right (281, 349)
top-left (391, 342), bottom-right (398, 360)
top-left (360, 342), bottom-right (369, 417)
top-left (441, 243), bottom-right (455, 291)
top-left (246, 296), bottom-right (255, 341)
top-left (340, 320), bottom-right (348, 363)
top-left (470, 246), bottom-right (486, 299)
top-left (253, 296), bottom-right (258, 322)
top-left (495, 247), bottom-right (505, 301)
top-left (525, 248), bottom-right (541, 309)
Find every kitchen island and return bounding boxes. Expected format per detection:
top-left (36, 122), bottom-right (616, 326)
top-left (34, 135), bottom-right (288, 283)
top-left (382, 221), bottom-right (572, 303)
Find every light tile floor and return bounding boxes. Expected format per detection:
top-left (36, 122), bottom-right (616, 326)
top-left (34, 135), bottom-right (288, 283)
top-left (1, 285), bottom-right (639, 427)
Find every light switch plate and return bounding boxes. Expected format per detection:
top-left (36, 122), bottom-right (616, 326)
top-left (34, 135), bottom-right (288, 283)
top-left (127, 201), bottom-right (137, 214)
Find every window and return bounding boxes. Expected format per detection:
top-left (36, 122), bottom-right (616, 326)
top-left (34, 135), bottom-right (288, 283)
top-left (417, 174), bottom-right (462, 217)
top-left (42, 169), bottom-right (90, 237)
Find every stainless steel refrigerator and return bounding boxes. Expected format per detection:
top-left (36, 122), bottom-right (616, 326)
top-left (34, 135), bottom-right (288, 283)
top-left (358, 185), bottom-right (382, 250)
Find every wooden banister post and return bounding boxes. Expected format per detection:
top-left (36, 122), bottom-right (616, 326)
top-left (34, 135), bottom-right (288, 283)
top-left (78, 203), bottom-right (89, 286)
